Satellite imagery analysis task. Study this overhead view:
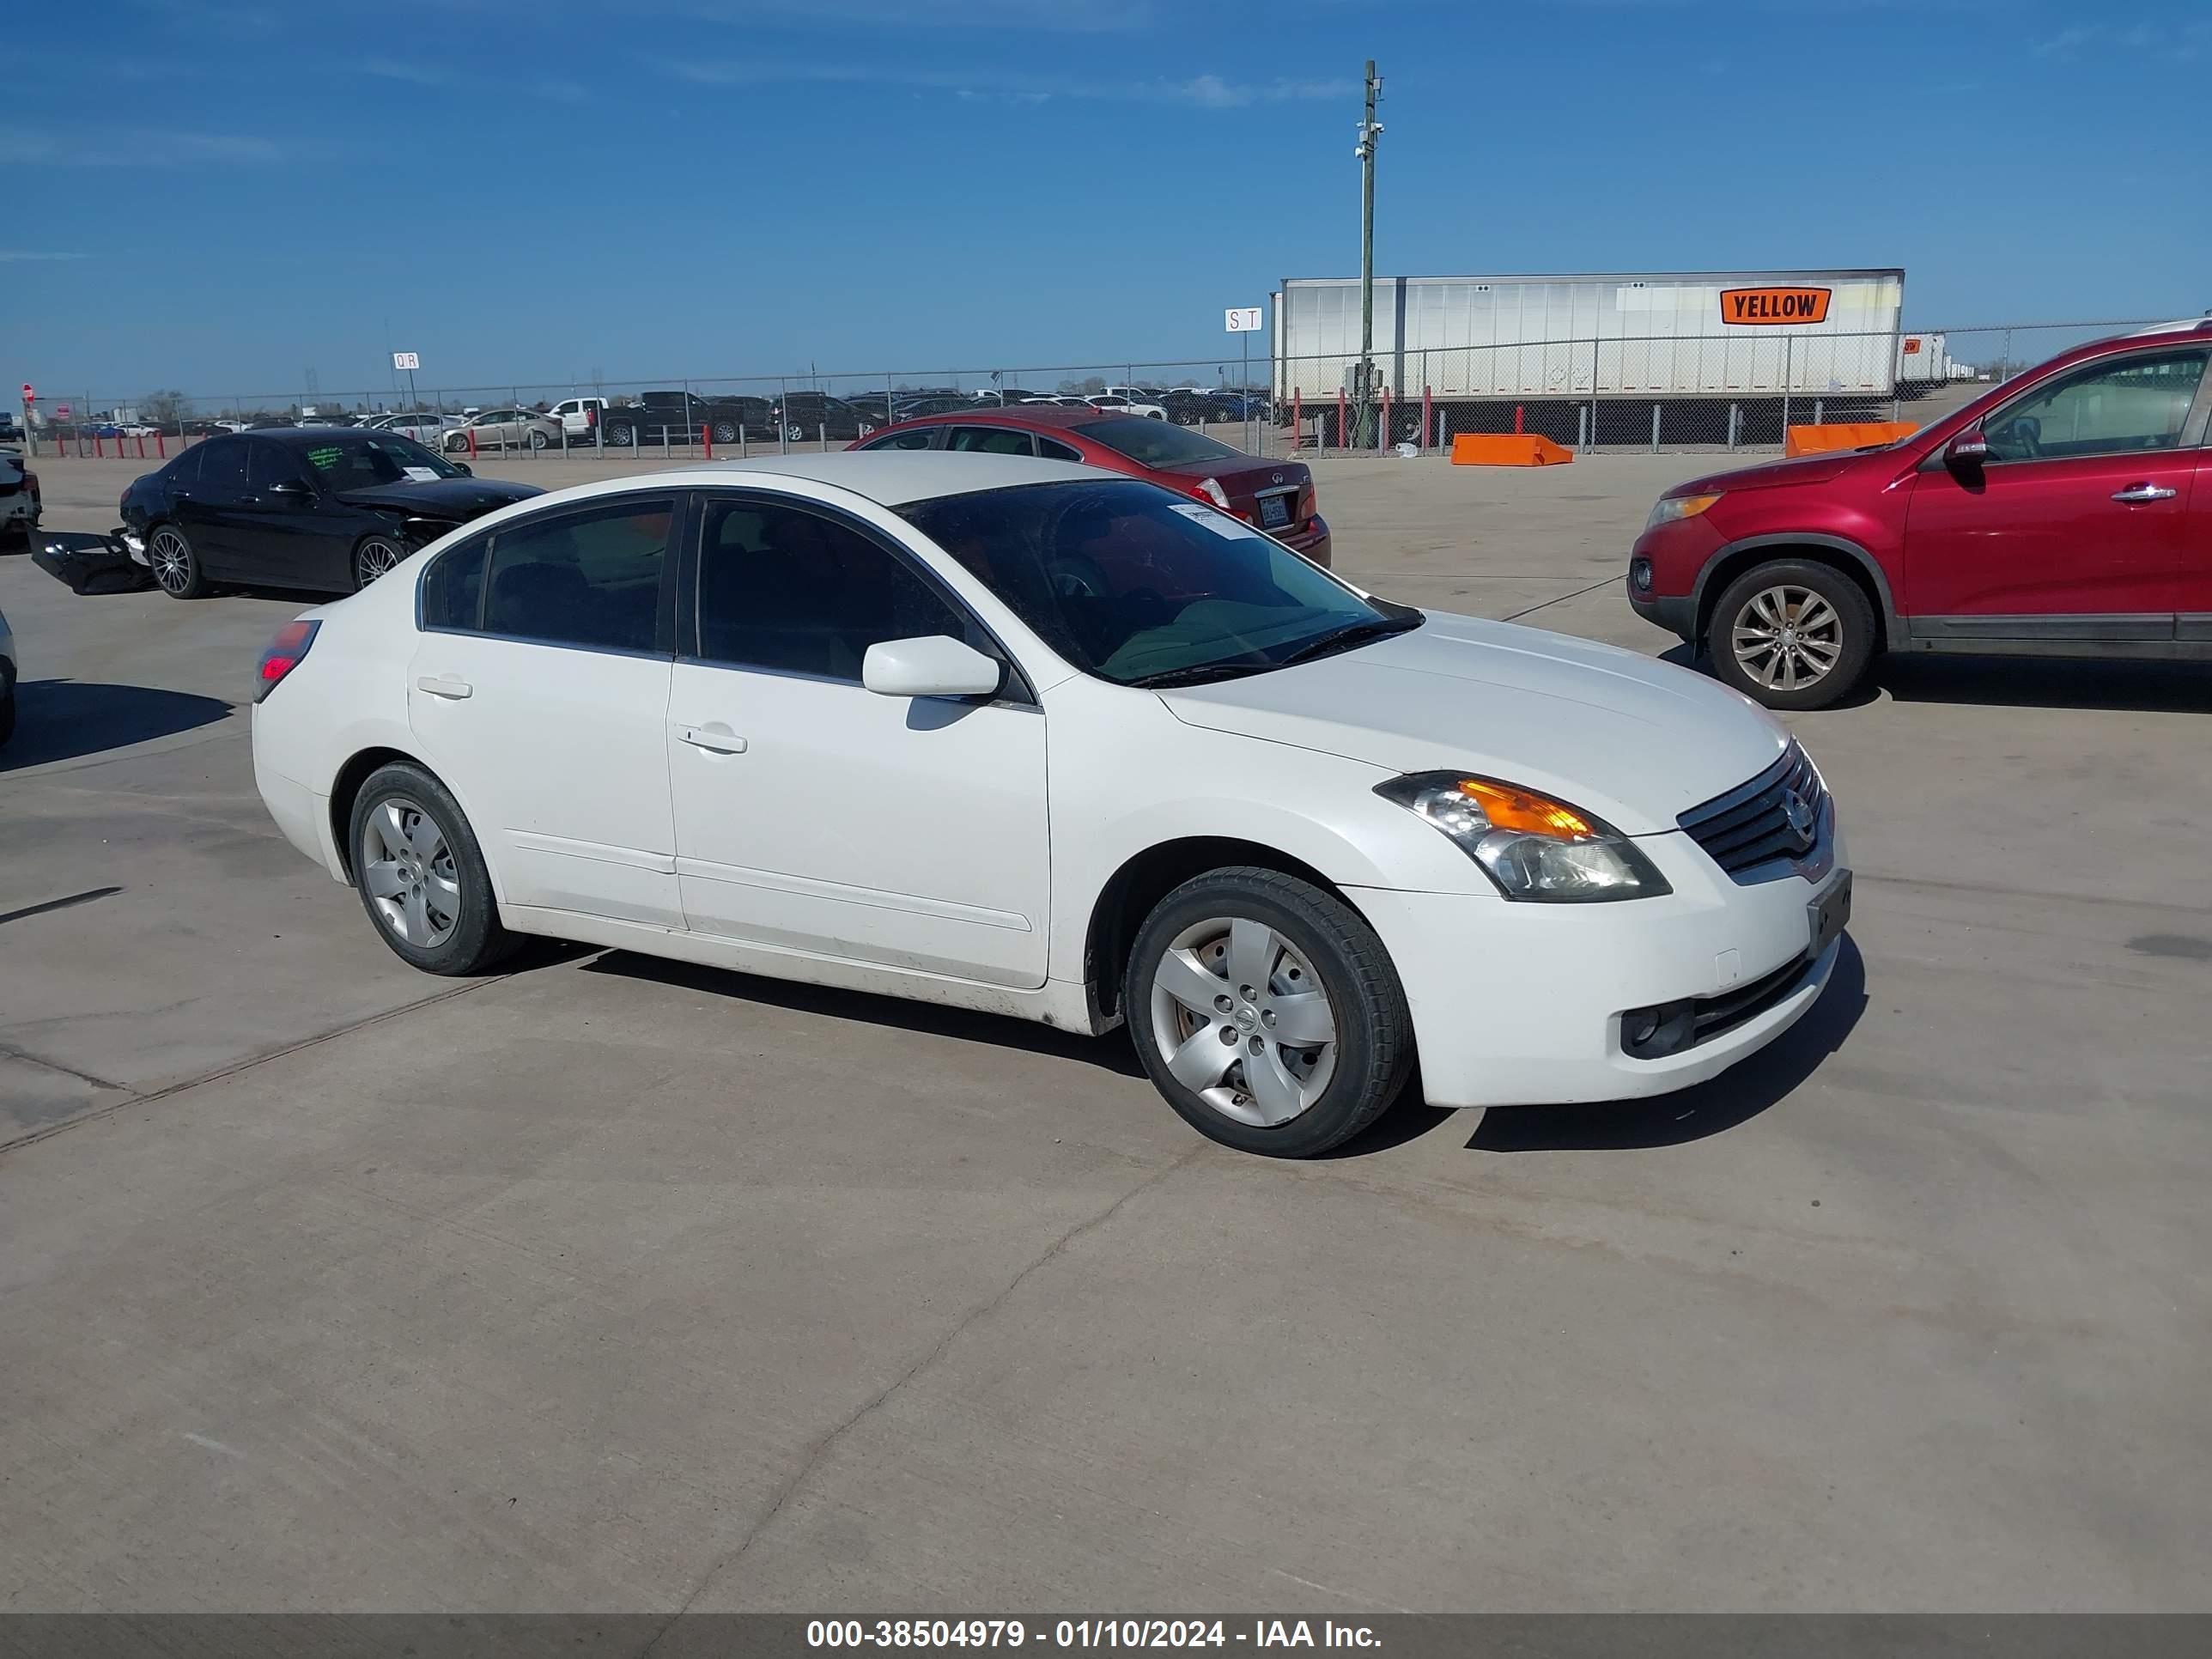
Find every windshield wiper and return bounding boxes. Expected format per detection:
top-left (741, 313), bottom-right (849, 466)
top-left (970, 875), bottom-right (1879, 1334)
top-left (1274, 613), bottom-right (1424, 668)
top-left (1124, 661), bottom-right (1271, 689)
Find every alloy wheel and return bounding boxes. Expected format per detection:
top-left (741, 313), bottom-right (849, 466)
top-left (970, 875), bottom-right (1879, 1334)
top-left (355, 538), bottom-right (405, 586)
top-left (149, 529), bottom-right (193, 594)
top-left (1730, 584), bottom-right (1844, 693)
top-left (1148, 916), bottom-right (1338, 1127)
top-left (359, 797), bottom-right (462, 949)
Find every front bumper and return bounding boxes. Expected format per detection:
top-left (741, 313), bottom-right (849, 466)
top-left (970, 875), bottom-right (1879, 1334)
top-left (32, 530), bottom-right (150, 595)
top-left (1627, 583), bottom-right (1696, 641)
top-left (1349, 822), bottom-right (1849, 1110)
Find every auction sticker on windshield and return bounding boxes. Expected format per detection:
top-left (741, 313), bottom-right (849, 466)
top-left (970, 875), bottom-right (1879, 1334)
top-left (402, 466), bottom-right (441, 483)
top-left (1167, 502), bottom-right (1257, 540)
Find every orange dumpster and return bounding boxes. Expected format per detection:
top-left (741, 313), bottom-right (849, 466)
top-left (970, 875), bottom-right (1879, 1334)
top-left (1450, 434), bottom-right (1574, 466)
top-left (1784, 421), bottom-right (1917, 458)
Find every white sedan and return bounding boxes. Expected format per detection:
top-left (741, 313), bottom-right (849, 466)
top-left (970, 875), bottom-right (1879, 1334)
top-left (250, 453), bottom-right (1849, 1157)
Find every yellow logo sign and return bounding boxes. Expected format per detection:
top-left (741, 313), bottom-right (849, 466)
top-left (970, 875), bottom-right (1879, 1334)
top-left (1720, 287), bottom-right (1832, 325)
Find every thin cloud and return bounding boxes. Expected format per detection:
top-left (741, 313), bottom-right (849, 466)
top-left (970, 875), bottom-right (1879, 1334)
top-left (0, 251), bottom-right (90, 263)
top-left (0, 125), bottom-right (286, 166)
top-left (653, 57), bottom-right (1349, 107)
top-left (359, 57), bottom-right (458, 88)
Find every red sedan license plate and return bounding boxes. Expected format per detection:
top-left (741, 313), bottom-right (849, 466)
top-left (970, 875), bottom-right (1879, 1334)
top-left (1808, 870), bottom-right (1852, 959)
top-left (1259, 495), bottom-right (1291, 529)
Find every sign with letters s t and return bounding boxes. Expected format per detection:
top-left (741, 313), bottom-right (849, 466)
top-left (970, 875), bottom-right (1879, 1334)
top-left (1224, 307), bottom-right (1263, 333)
top-left (1720, 287), bottom-right (1832, 325)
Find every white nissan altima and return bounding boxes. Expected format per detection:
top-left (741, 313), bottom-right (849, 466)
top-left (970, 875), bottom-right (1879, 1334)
top-left (251, 453), bottom-right (1850, 1157)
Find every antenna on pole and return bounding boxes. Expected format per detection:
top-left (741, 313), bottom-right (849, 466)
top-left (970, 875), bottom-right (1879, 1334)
top-left (1355, 60), bottom-right (1383, 450)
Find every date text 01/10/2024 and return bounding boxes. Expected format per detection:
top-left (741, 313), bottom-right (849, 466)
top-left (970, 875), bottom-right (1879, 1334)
top-left (804, 1620), bottom-right (1381, 1649)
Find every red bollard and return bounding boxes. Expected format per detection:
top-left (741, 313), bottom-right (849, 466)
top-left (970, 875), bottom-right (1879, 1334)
top-left (468, 428), bottom-right (478, 460)
top-left (702, 422), bottom-right (712, 460)
top-left (1336, 387), bottom-right (1347, 450)
top-left (156, 431), bottom-right (167, 458)
top-left (1515, 404), bottom-right (1524, 434)
top-left (95, 434), bottom-right (105, 459)
top-left (1423, 385), bottom-right (1433, 451)
top-left (137, 434), bottom-right (146, 459)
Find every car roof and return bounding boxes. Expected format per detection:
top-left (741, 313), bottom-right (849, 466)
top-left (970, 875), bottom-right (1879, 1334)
top-left (615, 450), bottom-right (1109, 506)
top-left (889, 404), bottom-right (1118, 430)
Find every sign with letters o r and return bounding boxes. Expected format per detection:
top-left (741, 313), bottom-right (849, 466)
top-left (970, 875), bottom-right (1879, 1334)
top-left (392, 350), bottom-right (421, 371)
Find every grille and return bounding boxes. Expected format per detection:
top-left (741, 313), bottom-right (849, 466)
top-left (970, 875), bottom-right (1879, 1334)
top-left (1679, 744), bottom-right (1827, 882)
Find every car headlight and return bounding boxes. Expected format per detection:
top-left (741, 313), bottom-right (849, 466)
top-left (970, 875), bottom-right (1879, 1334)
top-left (1644, 491), bottom-right (1722, 531)
top-left (1374, 774), bottom-right (1672, 902)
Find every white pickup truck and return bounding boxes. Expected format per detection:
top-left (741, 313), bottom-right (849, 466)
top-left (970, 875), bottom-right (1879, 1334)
top-left (550, 396), bottom-right (611, 443)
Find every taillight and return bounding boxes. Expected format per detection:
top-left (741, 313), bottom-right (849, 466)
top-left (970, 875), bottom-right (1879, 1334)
top-left (254, 619), bottom-right (320, 702)
top-left (1296, 480), bottom-right (1316, 524)
top-left (1189, 477), bottom-right (1231, 510)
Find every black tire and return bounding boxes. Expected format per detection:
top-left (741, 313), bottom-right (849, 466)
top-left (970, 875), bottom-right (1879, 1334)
top-left (346, 761), bottom-right (517, 976)
top-left (146, 523), bottom-right (209, 599)
top-left (1125, 866), bottom-right (1414, 1158)
top-left (608, 422), bottom-right (635, 447)
top-left (0, 681), bottom-right (15, 748)
top-left (529, 428), bottom-right (550, 450)
top-left (1705, 558), bottom-right (1878, 711)
top-left (711, 420), bottom-right (739, 445)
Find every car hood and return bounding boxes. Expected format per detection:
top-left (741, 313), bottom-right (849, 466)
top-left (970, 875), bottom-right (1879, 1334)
top-left (1668, 452), bottom-right (1867, 495)
top-left (1156, 612), bottom-right (1790, 835)
top-left (334, 478), bottom-right (544, 517)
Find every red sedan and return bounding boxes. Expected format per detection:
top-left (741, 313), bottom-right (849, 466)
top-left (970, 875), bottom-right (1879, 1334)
top-left (852, 405), bottom-right (1331, 567)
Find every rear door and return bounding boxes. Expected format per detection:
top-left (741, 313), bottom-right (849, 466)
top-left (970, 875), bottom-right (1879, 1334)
top-left (178, 436), bottom-right (252, 577)
top-left (1904, 345), bottom-right (2207, 639)
top-left (406, 494), bottom-right (684, 927)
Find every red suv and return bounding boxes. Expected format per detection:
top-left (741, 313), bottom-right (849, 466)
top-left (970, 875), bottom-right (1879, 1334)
top-left (1630, 318), bottom-right (2212, 708)
top-left (852, 405), bottom-right (1330, 567)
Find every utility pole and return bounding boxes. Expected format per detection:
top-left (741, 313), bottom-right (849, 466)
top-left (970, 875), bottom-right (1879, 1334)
top-left (1355, 59), bottom-right (1383, 449)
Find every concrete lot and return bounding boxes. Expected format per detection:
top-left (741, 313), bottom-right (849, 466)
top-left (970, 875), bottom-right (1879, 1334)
top-left (3, 448), bottom-right (2209, 1612)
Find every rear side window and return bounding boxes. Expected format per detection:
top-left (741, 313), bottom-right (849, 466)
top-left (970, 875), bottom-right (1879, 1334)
top-left (421, 537), bottom-right (487, 631)
top-left (945, 426), bottom-right (1035, 456)
top-left (482, 497), bottom-right (674, 652)
top-left (197, 437), bottom-right (248, 494)
top-left (1038, 437), bottom-right (1083, 463)
top-left (166, 444), bottom-right (206, 488)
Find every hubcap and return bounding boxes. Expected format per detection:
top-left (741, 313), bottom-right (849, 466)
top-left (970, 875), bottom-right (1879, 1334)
top-left (360, 797), bottom-right (461, 949)
top-left (1149, 917), bottom-right (1338, 1127)
top-left (1731, 585), bottom-right (1843, 691)
top-left (356, 539), bottom-right (404, 585)
top-left (149, 530), bottom-right (191, 592)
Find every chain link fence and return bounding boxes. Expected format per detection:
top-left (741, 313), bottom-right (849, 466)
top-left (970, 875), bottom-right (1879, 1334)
top-left (13, 321), bottom-right (2180, 464)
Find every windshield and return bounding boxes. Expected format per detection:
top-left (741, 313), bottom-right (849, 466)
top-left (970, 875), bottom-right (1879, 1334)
top-left (1074, 417), bottom-right (1242, 468)
top-left (898, 479), bottom-right (1412, 686)
top-left (299, 433), bottom-right (464, 486)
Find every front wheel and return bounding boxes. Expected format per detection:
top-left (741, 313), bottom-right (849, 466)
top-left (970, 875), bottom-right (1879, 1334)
top-left (352, 534), bottom-right (410, 591)
top-left (1127, 867), bottom-right (1414, 1158)
top-left (1706, 559), bottom-right (1877, 710)
top-left (529, 428), bottom-right (550, 450)
top-left (348, 762), bottom-right (516, 975)
top-left (711, 420), bottom-right (739, 445)
top-left (147, 524), bottom-right (208, 599)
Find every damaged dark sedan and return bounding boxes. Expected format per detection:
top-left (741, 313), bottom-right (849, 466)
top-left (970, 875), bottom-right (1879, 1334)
top-left (119, 428), bottom-right (542, 599)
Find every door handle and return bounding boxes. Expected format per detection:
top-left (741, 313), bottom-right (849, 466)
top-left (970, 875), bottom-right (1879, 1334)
top-left (677, 723), bottom-right (747, 755)
top-left (415, 674), bottom-right (473, 699)
top-left (2112, 483), bottom-right (2179, 503)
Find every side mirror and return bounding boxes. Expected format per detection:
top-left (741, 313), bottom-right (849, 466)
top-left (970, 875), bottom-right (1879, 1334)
top-left (1944, 428), bottom-right (1990, 470)
top-left (453, 462), bottom-right (473, 477)
top-left (862, 635), bottom-right (1005, 700)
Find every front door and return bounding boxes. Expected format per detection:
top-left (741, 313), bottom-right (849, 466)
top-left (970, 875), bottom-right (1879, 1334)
top-left (406, 493), bottom-right (684, 927)
top-left (666, 491), bottom-right (1049, 988)
top-left (242, 438), bottom-right (344, 588)
top-left (1904, 344), bottom-right (2209, 638)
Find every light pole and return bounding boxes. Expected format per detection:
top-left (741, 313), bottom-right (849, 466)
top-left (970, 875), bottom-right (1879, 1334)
top-left (1355, 59), bottom-right (1382, 449)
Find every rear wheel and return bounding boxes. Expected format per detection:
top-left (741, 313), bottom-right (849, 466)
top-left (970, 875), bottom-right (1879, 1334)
top-left (607, 422), bottom-right (635, 447)
top-left (348, 762), bottom-right (515, 975)
top-left (529, 428), bottom-right (550, 450)
top-left (1126, 867), bottom-right (1413, 1158)
top-left (1706, 558), bottom-right (1877, 711)
top-left (711, 420), bottom-right (739, 445)
top-left (147, 524), bottom-right (208, 599)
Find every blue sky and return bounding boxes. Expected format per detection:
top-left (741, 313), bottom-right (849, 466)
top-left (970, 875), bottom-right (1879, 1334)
top-left (5, 0), bottom-right (2209, 404)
